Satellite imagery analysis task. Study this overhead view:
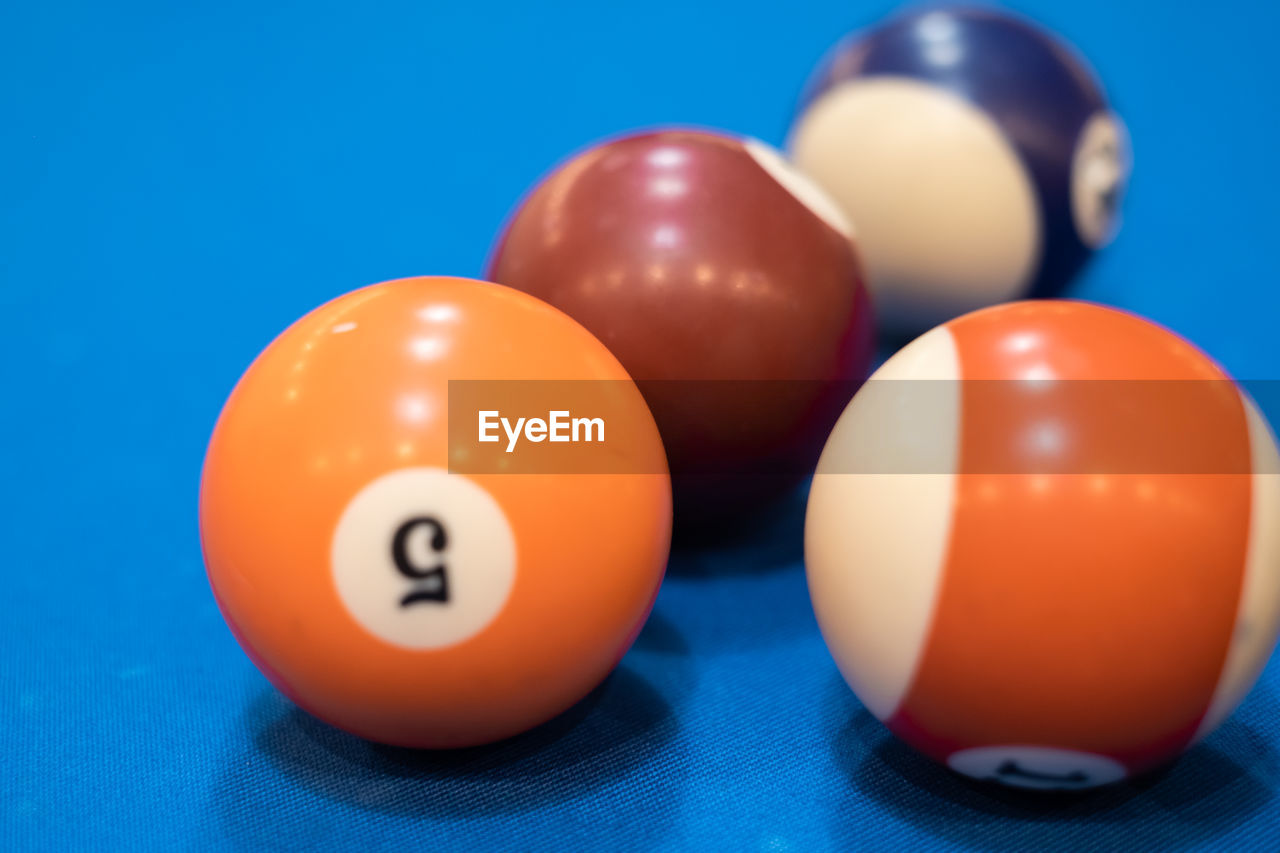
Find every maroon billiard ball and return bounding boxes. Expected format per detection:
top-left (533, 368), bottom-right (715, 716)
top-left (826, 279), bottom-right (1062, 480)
top-left (488, 128), bottom-right (874, 526)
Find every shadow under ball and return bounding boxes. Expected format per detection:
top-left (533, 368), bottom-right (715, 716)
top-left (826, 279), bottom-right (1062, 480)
top-left (488, 129), bottom-right (875, 527)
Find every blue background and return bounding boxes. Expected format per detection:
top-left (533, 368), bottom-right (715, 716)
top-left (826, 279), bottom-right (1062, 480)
top-left (4, 0), bottom-right (1280, 849)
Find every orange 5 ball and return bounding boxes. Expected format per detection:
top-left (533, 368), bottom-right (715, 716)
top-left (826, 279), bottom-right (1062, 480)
top-left (199, 277), bottom-right (671, 748)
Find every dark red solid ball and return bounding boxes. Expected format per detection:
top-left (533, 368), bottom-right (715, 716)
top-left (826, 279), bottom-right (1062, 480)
top-left (488, 128), bottom-right (874, 526)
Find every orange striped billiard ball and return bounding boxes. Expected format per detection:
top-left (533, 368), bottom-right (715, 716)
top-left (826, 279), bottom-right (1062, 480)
top-left (807, 300), bottom-right (1280, 789)
top-left (200, 277), bottom-right (671, 748)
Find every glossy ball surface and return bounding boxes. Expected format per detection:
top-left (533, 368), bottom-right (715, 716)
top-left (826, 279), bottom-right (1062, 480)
top-left (488, 129), bottom-right (874, 525)
top-left (199, 277), bottom-right (672, 748)
top-left (807, 300), bottom-right (1280, 788)
top-left (790, 7), bottom-right (1130, 332)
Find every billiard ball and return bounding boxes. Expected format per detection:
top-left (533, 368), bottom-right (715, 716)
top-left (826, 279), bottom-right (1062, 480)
top-left (488, 128), bottom-right (875, 526)
top-left (199, 277), bottom-right (671, 748)
top-left (806, 300), bottom-right (1280, 789)
top-left (789, 7), bottom-right (1130, 333)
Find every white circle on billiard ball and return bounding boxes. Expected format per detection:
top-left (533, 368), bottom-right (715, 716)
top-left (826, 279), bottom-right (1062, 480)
top-left (742, 137), bottom-right (856, 240)
top-left (331, 467), bottom-right (517, 650)
top-left (789, 76), bottom-right (1042, 331)
top-left (948, 745), bottom-right (1128, 790)
top-left (1071, 111), bottom-right (1130, 249)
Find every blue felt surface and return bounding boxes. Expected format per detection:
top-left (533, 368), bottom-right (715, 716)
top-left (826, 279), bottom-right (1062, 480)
top-left (4, 0), bottom-right (1280, 850)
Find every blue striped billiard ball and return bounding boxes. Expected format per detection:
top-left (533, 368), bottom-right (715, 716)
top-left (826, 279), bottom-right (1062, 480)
top-left (790, 6), bottom-right (1130, 333)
